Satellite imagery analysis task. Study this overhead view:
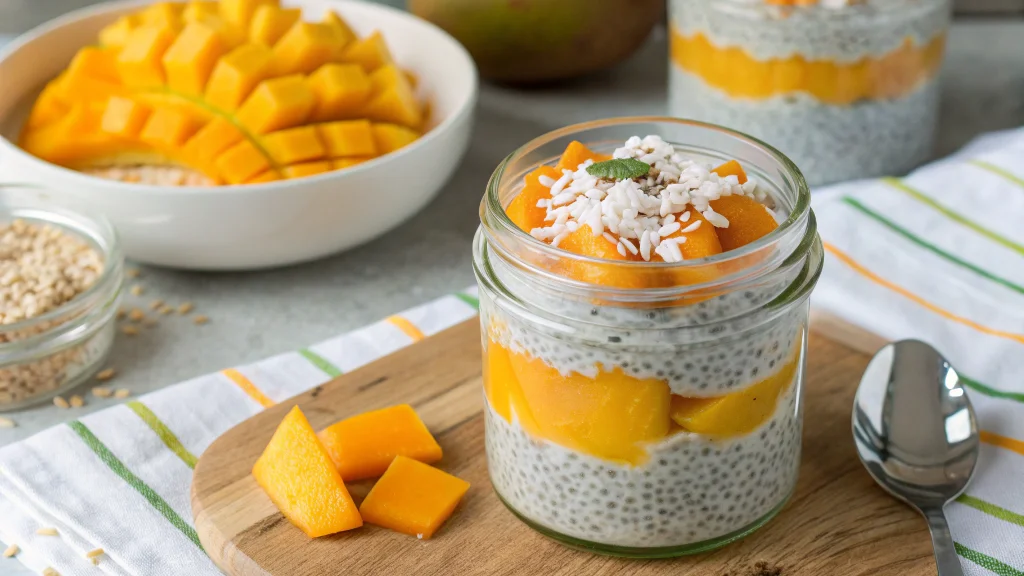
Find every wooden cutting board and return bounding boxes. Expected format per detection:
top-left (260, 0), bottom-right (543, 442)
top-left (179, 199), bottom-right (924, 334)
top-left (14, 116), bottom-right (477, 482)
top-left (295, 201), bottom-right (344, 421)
top-left (191, 318), bottom-right (937, 576)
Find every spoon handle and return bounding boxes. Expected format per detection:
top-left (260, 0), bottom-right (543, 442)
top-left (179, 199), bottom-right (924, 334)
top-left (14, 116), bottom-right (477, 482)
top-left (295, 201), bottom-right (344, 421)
top-left (925, 508), bottom-right (965, 576)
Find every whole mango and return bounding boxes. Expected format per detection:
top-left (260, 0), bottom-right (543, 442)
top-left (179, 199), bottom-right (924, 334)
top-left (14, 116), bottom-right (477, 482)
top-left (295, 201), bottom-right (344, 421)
top-left (407, 0), bottom-right (663, 83)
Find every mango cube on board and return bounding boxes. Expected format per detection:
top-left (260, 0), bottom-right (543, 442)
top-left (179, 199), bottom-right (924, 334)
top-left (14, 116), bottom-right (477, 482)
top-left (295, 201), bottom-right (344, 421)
top-left (358, 456), bottom-right (469, 539)
top-left (252, 406), bottom-right (362, 538)
top-left (318, 404), bottom-right (442, 481)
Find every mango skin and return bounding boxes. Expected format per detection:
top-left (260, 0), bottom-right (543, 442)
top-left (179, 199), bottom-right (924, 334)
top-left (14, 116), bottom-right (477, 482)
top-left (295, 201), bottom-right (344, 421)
top-left (407, 0), bottom-right (663, 83)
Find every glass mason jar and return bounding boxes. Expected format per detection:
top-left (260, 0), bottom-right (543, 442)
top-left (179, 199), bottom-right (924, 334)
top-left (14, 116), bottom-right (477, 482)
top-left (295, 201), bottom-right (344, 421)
top-left (668, 0), bottom-right (952, 187)
top-left (473, 118), bottom-right (823, 557)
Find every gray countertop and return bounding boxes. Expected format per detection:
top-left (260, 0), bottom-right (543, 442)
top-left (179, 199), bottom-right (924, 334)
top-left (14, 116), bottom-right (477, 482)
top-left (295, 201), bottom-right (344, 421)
top-left (0, 14), bottom-right (1022, 462)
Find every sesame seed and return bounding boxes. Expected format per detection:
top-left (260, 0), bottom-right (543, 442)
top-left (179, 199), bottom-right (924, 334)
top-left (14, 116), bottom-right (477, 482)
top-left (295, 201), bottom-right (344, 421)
top-left (177, 302), bottom-right (194, 315)
top-left (121, 325), bottom-right (139, 336)
top-left (36, 527), bottom-right (58, 536)
top-left (69, 395), bottom-right (84, 408)
top-left (158, 305), bottom-right (174, 315)
top-left (125, 268), bottom-right (140, 278)
top-left (95, 368), bottom-right (115, 381)
top-left (128, 308), bottom-right (145, 322)
top-left (130, 285), bottom-right (144, 296)
top-left (116, 308), bottom-right (126, 320)
top-left (0, 416), bottom-right (15, 428)
top-left (193, 315), bottom-right (209, 325)
top-left (85, 548), bottom-right (104, 559)
top-left (92, 387), bottom-right (112, 398)
top-left (91, 557), bottom-right (99, 565)
top-left (2, 544), bottom-right (17, 557)
top-left (43, 568), bottom-right (60, 576)
top-left (53, 396), bottom-right (69, 409)
top-left (149, 299), bottom-right (164, 310)
top-left (114, 389), bottom-right (131, 399)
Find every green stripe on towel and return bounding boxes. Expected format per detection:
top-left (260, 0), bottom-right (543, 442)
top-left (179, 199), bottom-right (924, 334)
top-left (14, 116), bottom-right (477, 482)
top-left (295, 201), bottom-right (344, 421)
top-left (126, 401), bottom-right (198, 469)
top-left (955, 542), bottom-right (1024, 576)
top-left (960, 375), bottom-right (1024, 405)
top-left (842, 197), bottom-right (1024, 296)
top-left (883, 177), bottom-right (1024, 258)
top-left (67, 420), bottom-right (204, 550)
top-left (972, 159), bottom-right (1024, 188)
top-left (455, 292), bottom-right (479, 310)
top-left (957, 495), bottom-right (1024, 528)
top-left (298, 348), bottom-right (343, 378)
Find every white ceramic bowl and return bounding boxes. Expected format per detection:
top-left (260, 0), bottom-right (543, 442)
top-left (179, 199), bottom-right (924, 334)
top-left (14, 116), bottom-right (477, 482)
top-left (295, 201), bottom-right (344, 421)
top-left (0, 0), bottom-right (477, 270)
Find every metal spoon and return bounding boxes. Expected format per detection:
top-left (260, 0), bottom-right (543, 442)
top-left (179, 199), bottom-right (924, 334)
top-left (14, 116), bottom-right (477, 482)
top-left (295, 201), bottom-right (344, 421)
top-left (852, 339), bottom-right (979, 576)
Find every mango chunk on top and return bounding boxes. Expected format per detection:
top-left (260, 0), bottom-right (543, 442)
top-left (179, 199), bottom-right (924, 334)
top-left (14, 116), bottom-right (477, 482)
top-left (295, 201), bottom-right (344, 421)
top-left (249, 5), bottom-right (301, 46)
top-left (272, 22), bottom-right (345, 76)
top-left (371, 123), bottom-right (419, 155)
top-left (252, 405), bottom-right (363, 538)
top-left (555, 140), bottom-right (610, 172)
top-left (358, 455), bottom-right (469, 539)
top-left (338, 31), bottom-right (392, 72)
top-left (100, 96), bottom-right (150, 139)
top-left (220, 0), bottom-right (276, 30)
top-left (262, 125), bottom-right (326, 165)
top-left (307, 63), bottom-right (371, 122)
top-left (162, 22), bottom-right (226, 95)
top-left (318, 119), bottom-right (377, 158)
top-left (317, 404), bottom-right (443, 482)
top-left (118, 25), bottom-right (177, 87)
top-left (204, 43), bottom-right (274, 112)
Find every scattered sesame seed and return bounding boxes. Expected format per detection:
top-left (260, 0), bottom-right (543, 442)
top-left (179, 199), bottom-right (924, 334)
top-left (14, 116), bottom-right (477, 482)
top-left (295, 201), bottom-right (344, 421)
top-left (36, 527), bottom-right (58, 536)
top-left (2, 544), bottom-right (17, 557)
top-left (177, 302), bottom-right (194, 315)
top-left (53, 396), bottom-right (69, 409)
top-left (125, 268), bottom-right (140, 279)
top-left (121, 325), bottom-right (139, 336)
top-left (116, 308), bottom-right (126, 320)
top-left (193, 315), bottom-right (209, 325)
top-left (128, 308), bottom-right (145, 322)
top-left (85, 548), bottom-right (104, 559)
top-left (92, 387), bottom-right (113, 398)
top-left (43, 568), bottom-right (60, 576)
top-left (69, 395), bottom-right (84, 408)
top-left (96, 368), bottom-right (115, 381)
top-left (158, 305), bottom-right (174, 315)
top-left (149, 299), bottom-right (164, 310)
top-left (91, 557), bottom-right (99, 566)
top-left (129, 285), bottom-right (143, 296)
top-left (114, 389), bottom-right (131, 399)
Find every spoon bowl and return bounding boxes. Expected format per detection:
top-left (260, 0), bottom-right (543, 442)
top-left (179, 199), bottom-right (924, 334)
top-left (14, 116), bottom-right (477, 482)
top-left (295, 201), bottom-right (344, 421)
top-left (853, 339), bottom-right (979, 575)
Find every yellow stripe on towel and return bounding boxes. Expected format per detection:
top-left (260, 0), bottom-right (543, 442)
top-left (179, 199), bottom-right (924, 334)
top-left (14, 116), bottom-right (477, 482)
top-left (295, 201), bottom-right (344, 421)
top-left (387, 315), bottom-right (425, 342)
top-left (823, 242), bottom-right (1024, 346)
top-left (221, 369), bottom-right (275, 408)
top-left (981, 431), bottom-right (1024, 457)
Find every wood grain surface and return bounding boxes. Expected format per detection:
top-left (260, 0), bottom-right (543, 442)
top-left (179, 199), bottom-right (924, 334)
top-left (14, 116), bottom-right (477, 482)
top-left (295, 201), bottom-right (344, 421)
top-left (191, 318), bottom-right (936, 576)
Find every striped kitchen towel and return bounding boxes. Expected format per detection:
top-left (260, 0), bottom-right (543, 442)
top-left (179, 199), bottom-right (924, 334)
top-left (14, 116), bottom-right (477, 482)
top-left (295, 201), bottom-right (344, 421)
top-left (813, 127), bottom-right (1024, 575)
top-left (0, 289), bottom-right (480, 576)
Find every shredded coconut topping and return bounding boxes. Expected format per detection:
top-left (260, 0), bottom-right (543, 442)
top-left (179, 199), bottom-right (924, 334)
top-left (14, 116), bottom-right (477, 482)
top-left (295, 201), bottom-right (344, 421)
top-left (529, 135), bottom-right (767, 262)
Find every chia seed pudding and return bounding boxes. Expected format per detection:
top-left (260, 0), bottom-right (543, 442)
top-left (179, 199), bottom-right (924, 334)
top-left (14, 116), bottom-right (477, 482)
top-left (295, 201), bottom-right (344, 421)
top-left (668, 0), bottom-right (951, 186)
top-left (473, 119), bottom-right (823, 556)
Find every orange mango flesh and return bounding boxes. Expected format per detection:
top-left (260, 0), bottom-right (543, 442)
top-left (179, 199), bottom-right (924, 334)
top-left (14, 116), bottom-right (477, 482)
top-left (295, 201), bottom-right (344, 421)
top-left (505, 165), bottom-right (561, 233)
top-left (670, 26), bottom-right (946, 104)
top-left (485, 339), bottom-right (801, 460)
top-left (358, 455), bottom-right (470, 539)
top-left (670, 343), bottom-right (800, 436)
top-left (555, 140), bottom-right (612, 172)
top-left (317, 404), bottom-right (443, 482)
top-left (18, 1), bottom-right (427, 184)
top-left (252, 405), bottom-right (363, 538)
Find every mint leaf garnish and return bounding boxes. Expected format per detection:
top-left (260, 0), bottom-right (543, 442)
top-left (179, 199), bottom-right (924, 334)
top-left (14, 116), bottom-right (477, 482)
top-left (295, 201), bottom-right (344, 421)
top-left (586, 158), bottom-right (650, 180)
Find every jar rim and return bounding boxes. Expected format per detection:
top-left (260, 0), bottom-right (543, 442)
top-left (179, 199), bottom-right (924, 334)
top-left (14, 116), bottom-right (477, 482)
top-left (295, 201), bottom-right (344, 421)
top-left (482, 116), bottom-right (811, 275)
top-left (0, 186), bottom-right (123, 361)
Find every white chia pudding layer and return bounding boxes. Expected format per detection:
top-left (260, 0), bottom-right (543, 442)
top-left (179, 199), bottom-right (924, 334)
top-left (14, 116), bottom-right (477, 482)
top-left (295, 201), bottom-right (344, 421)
top-left (672, 0), bottom-right (949, 61)
top-left (482, 284), bottom-right (806, 398)
top-left (669, 69), bottom-right (940, 186)
top-left (485, 370), bottom-right (802, 548)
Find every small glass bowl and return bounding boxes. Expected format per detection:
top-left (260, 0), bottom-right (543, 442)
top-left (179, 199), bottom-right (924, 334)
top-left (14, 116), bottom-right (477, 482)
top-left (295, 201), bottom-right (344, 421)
top-left (0, 187), bottom-right (123, 411)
